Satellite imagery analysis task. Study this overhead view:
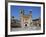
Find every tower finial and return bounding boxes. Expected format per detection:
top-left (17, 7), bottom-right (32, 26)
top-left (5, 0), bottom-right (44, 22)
top-left (29, 10), bottom-right (32, 14)
top-left (20, 9), bottom-right (24, 15)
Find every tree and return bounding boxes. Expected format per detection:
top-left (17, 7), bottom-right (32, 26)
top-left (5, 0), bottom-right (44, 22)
top-left (11, 16), bottom-right (16, 23)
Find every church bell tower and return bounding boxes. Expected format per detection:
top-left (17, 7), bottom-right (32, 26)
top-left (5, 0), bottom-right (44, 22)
top-left (20, 9), bottom-right (33, 28)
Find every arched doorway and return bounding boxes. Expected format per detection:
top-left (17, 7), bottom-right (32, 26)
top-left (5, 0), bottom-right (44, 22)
top-left (24, 22), bottom-right (28, 27)
top-left (25, 24), bottom-right (27, 27)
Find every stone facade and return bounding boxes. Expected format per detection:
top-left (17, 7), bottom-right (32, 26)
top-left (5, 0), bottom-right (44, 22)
top-left (20, 9), bottom-right (33, 28)
top-left (33, 18), bottom-right (41, 27)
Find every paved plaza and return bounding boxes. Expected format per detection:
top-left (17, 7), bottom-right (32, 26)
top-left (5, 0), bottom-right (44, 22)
top-left (11, 25), bottom-right (41, 31)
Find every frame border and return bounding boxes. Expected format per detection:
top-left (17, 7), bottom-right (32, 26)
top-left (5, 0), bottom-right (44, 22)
top-left (5, 1), bottom-right (45, 37)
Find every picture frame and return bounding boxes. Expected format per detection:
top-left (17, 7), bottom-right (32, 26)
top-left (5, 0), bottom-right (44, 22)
top-left (5, 0), bottom-right (45, 36)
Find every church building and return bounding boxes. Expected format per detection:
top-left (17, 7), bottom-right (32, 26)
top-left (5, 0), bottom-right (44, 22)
top-left (20, 9), bottom-right (33, 28)
top-left (11, 9), bottom-right (41, 28)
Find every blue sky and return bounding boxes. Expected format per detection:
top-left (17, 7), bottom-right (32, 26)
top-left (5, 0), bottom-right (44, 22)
top-left (11, 5), bottom-right (41, 20)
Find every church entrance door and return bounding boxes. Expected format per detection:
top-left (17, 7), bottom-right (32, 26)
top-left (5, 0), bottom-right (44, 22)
top-left (25, 24), bottom-right (27, 27)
